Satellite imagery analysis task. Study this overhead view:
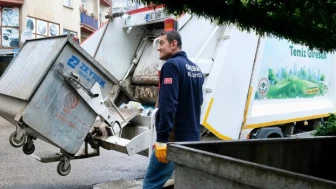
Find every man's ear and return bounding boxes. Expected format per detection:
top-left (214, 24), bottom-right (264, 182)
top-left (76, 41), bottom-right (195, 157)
top-left (171, 40), bottom-right (178, 49)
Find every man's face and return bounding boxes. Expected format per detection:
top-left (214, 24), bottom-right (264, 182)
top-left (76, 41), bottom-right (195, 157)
top-left (157, 34), bottom-right (177, 60)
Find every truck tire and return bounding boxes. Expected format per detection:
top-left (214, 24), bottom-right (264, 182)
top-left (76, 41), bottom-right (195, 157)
top-left (251, 127), bottom-right (283, 139)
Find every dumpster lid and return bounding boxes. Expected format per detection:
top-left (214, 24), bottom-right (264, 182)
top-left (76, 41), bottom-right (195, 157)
top-left (0, 35), bottom-right (119, 101)
top-left (0, 35), bottom-right (68, 100)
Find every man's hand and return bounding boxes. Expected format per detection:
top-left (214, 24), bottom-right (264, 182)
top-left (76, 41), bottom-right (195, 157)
top-left (155, 142), bottom-right (168, 163)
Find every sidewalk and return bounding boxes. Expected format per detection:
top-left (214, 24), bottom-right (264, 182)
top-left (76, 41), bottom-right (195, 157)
top-left (93, 179), bottom-right (143, 189)
top-left (93, 178), bottom-right (174, 189)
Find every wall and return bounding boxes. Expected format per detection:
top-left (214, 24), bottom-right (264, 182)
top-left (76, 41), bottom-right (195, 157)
top-left (81, 31), bottom-right (91, 43)
top-left (21, 0), bottom-right (62, 37)
top-left (63, 0), bottom-right (81, 38)
top-left (21, 0), bottom-right (80, 41)
top-left (99, 3), bottom-right (110, 25)
top-left (22, 0), bottom-right (62, 24)
top-left (86, 0), bottom-right (98, 19)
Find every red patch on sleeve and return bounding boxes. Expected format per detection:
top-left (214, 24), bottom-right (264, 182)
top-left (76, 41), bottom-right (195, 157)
top-left (164, 78), bottom-right (173, 84)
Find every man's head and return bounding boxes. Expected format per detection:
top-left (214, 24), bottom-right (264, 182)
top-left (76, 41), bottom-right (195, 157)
top-left (157, 30), bottom-right (182, 60)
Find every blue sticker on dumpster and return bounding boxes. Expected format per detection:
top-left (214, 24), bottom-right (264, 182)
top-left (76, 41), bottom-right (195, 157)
top-left (67, 56), bottom-right (80, 68)
top-left (67, 55), bottom-right (106, 87)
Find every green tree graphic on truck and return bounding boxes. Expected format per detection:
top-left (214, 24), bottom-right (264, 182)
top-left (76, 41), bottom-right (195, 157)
top-left (255, 38), bottom-right (330, 100)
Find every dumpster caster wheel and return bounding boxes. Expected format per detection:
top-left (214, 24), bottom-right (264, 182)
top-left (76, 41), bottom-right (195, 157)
top-left (9, 131), bottom-right (26, 148)
top-left (22, 143), bottom-right (35, 155)
top-left (57, 161), bottom-right (71, 176)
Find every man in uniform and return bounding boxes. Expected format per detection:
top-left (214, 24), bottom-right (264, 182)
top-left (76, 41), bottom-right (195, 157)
top-left (142, 30), bottom-right (204, 189)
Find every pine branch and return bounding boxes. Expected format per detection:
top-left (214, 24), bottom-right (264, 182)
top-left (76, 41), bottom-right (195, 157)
top-left (134, 0), bottom-right (336, 52)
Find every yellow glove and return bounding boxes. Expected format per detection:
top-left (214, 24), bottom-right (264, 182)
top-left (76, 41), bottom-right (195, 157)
top-left (155, 142), bottom-right (168, 163)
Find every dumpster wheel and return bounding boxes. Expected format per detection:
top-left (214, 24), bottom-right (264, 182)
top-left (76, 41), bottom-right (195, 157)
top-left (9, 131), bottom-right (26, 148)
top-left (57, 161), bottom-right (71, 176)
top-left (22, 143), bottom-right (35, 155)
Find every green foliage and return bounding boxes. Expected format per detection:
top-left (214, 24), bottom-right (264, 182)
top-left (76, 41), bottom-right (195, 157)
top-left (321, 74), bottom-right (325, 82)
top-left (268, 69), bottom-right (275, 81)
top-left (135, 0), bottom-right (336, 52)
top-left (287, 83), bottom-right (297, 98)
top-left (268, 68), bottom-right (277, 84)
top-left (282, 69), bottom-right (289, 80)
top-left (287, 76), bottom-right (297, 82)
top-left (312, 114), bottom-right (336, 136)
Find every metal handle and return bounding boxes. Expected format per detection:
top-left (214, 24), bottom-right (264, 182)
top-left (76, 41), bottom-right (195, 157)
top-left (56, 68), bottom-right (99, 98)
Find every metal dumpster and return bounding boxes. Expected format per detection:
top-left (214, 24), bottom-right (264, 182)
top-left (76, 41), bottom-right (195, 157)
top-left (0, 35), bottom-right (123, 176)
top-left (167, 137), bottom-right (336, 189)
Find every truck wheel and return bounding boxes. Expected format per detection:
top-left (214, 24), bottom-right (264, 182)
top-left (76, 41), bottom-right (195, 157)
top-left (267, 133), bottom-right (282, 138)
top-left (9, 131), bottom-right (26, 148)
top-left (251, 127), bottom-right (284, 139)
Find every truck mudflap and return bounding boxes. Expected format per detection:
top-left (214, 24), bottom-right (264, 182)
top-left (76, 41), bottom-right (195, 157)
top-left (167, 137), bottom-right (336, 189)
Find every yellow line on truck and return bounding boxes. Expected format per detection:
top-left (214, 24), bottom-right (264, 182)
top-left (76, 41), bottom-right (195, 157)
top-left (242, 86), bottom-right (253, 126)
top-left (202, 98), bottom-right (233, 140)
top-left (243, 114), bottom-right (330, 129)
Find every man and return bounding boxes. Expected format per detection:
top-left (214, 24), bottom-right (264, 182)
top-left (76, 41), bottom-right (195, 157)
top-left (142, 30), bottom-right (204, 188)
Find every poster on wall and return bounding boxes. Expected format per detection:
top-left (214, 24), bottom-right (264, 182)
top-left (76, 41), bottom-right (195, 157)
top-left (36, 20), bottom-right (47, 35)
top-left (2, 27), bottom-right (19, 47)
top-left (49, 23), bottom-right (59, 36)
top-left (2, 7), bottom-right (19, 26)
top-left (254, 38), bottom-right (332, 100)
top-left (26, 17), bottom-right (36, 33)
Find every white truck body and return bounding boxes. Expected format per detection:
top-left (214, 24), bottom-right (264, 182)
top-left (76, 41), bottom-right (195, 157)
top-left (1, 5), bottom-right (334, 180)
top-left (80, 6), bottom-right (336, 153)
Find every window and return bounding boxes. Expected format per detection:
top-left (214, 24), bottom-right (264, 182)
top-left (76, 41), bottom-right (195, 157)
top-left (81, 0), bottom-right (86, 10)
top-left (63, 0), bottom-right (72, 7)
top-left (63, 29), bottom-right (77, 38)
top-left (1, 7), bottom-right (20, 48)
top-left (64, 29), bottom-right (79, 43)
top-left (27, 16), bottom-right (60, 38)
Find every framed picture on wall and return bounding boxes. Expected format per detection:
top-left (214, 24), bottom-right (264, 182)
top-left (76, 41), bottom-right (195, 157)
top-left (26, 17), bottom-right (36, 33)
top-left (36, 19), bottom-right (47, 36)
top-left (2, 27), bottom-right (19, 47)
top-left (0, 7), bottom-right (20, 48)
top-left (2, 7), bottom-right (19, 26)
top-left (26, 16), bottom-right (61, 40)
top-left (48, 23), bottom-right (59, 36)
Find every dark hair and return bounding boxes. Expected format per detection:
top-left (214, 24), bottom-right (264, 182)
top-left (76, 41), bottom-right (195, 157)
top-left (161, 30), bottom-right (182, 49)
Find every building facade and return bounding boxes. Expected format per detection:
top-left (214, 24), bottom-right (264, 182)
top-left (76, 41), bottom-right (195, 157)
top-left (79, 0), bottom-right (112, 42)
top-left (0, 0), bottom-right (25, 77)
top-left (0, 0), bottom-right (115, 76)
top-left (0, 0), bottom-right (143, 77)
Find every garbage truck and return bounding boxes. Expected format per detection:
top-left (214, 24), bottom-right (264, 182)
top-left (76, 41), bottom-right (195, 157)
top-left (80, 5), bottom-right (336, 142)
top-left (1, 5), bottom-right (336, 177)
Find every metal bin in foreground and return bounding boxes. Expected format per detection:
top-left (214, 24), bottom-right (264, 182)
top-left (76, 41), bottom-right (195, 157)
top-left (0, 35), bottom-right (122, 176)
top-left (167, 137), bottom-right (336, 189)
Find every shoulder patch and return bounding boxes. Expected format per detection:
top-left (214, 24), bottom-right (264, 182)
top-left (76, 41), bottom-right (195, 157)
top-left (164, 78), bottom-right (173, 84)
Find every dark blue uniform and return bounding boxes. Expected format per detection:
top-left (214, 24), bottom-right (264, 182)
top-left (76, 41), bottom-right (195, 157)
top-left (156, 51), bottom-right (204, 143)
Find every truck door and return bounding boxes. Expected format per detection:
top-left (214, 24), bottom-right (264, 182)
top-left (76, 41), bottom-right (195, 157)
top-left (201, 26), bottom-right (259, 140)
